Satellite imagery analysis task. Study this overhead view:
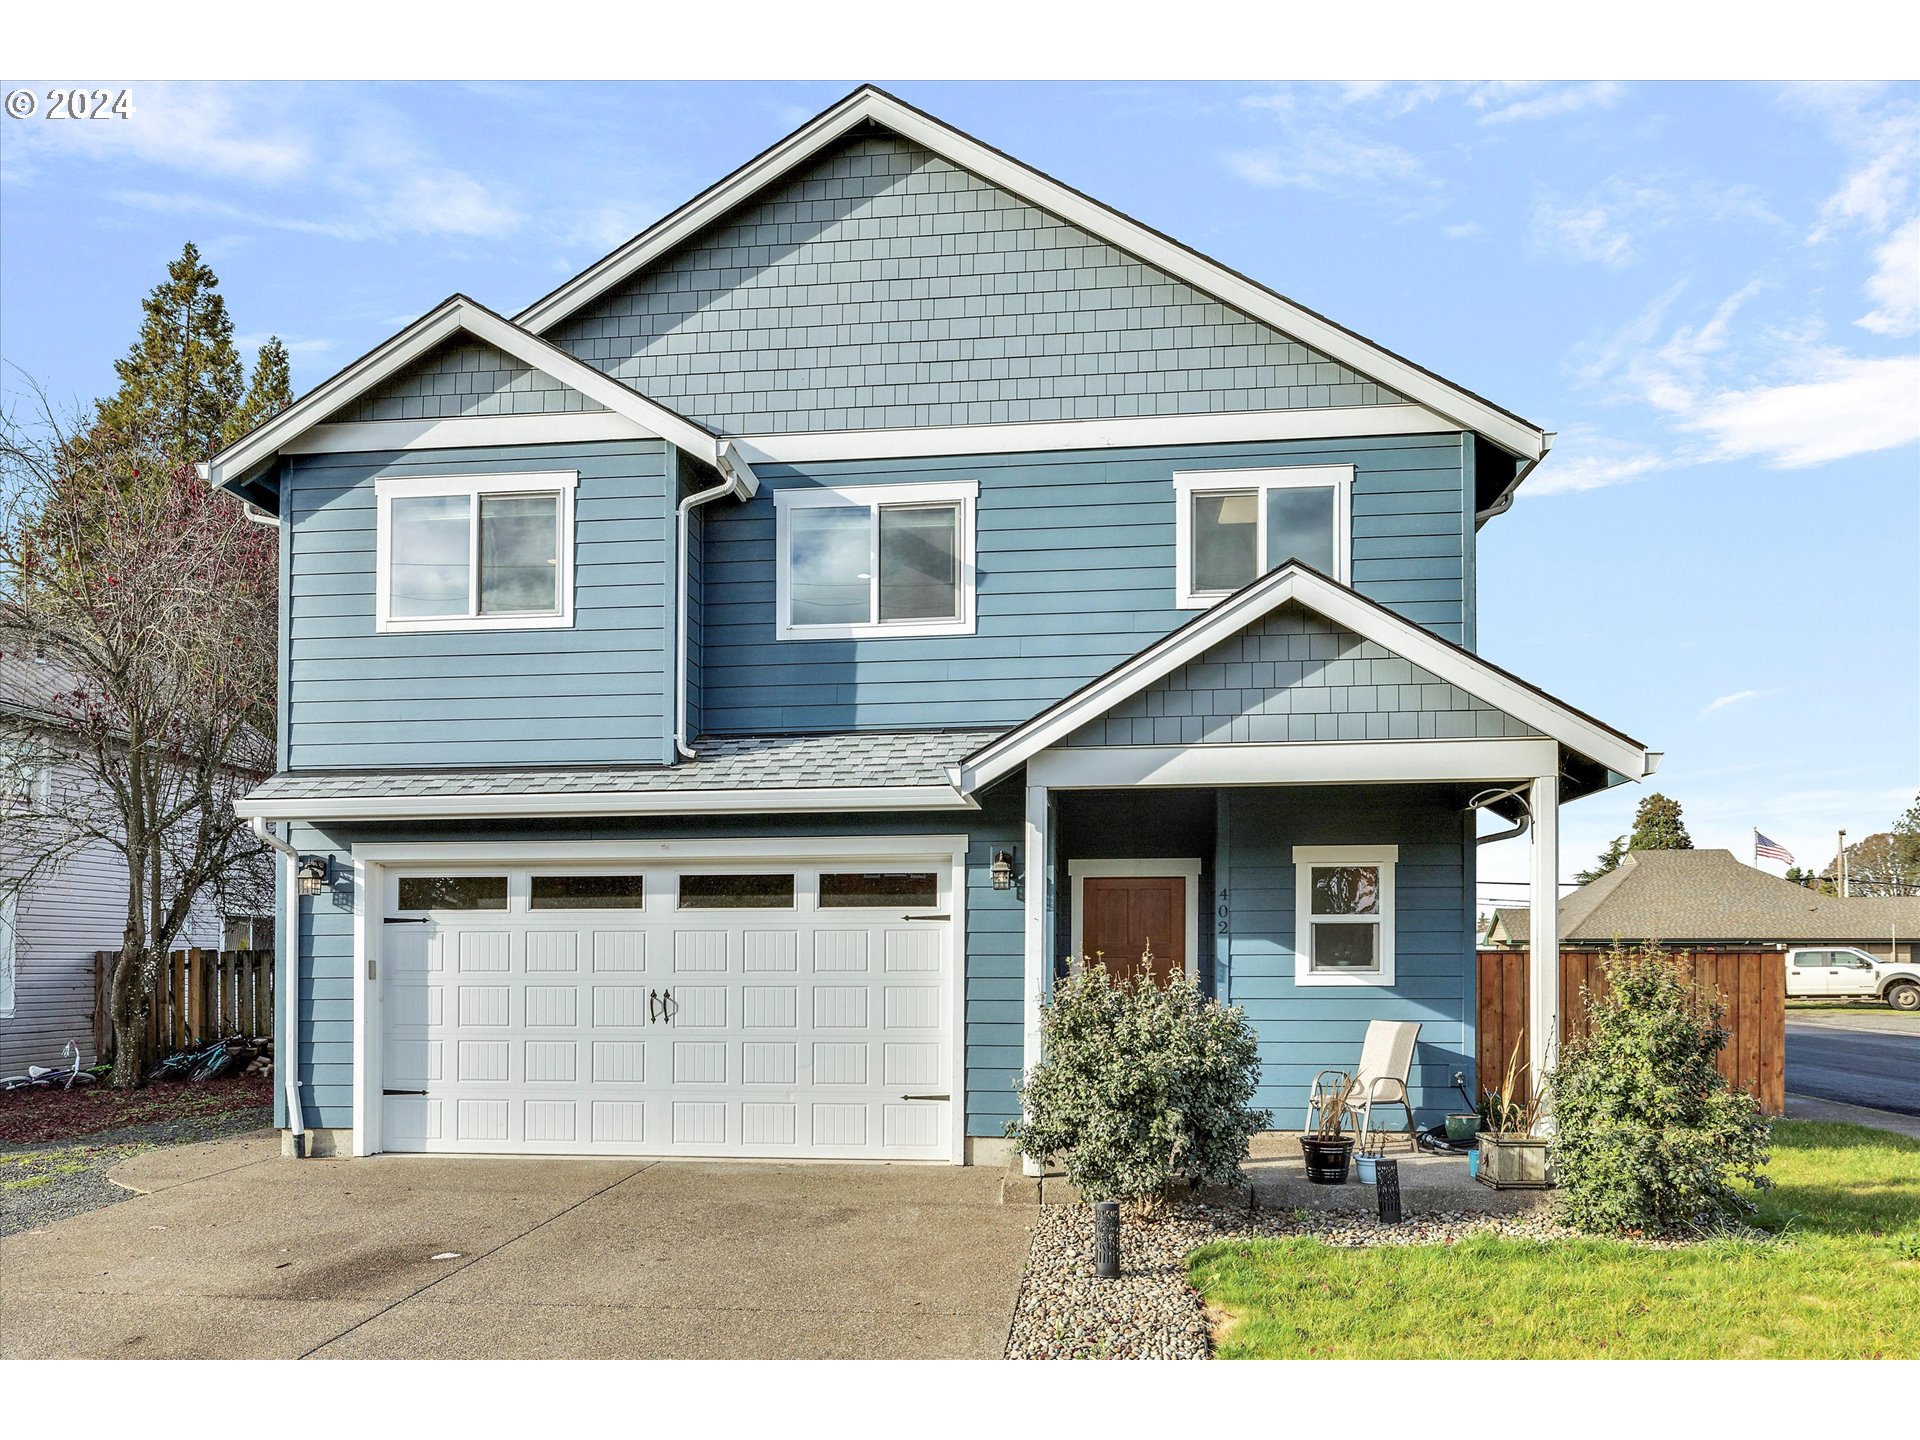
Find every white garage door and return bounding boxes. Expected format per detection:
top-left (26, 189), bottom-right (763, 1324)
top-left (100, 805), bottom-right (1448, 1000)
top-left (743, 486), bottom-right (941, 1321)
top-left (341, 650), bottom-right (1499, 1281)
top-left (374, 859), bottom-right (956, 1160)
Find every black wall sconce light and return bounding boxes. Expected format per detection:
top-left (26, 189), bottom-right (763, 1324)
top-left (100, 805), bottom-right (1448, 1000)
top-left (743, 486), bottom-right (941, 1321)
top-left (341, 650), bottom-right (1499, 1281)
top-left (296, 855), bottom-right (331, 897)
top-left (990, 849), bottom-right (1017, 891)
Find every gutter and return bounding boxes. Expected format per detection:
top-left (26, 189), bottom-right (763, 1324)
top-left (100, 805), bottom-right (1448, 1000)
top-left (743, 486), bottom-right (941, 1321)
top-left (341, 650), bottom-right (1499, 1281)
top-left (249, 815), bottom-right (307, 1158)
top-left (674, 441), bottom-right (758, 760)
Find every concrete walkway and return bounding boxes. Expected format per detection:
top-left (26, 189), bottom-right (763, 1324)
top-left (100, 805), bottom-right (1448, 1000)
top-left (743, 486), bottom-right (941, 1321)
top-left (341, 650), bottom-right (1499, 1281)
top-left (0, 1130), bottom-right (1034, 1359)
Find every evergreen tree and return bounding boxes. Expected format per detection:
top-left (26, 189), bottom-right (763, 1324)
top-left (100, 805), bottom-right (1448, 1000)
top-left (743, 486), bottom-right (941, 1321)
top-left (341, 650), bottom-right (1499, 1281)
top-left (1576, 834), bottom-right (1628, 885)
top-left (225, 335), bottom-right (293, 444)
top-left (90, 242), bottom-right (245, 465)
top-left (1628, 793), bottom-right (1693, 852)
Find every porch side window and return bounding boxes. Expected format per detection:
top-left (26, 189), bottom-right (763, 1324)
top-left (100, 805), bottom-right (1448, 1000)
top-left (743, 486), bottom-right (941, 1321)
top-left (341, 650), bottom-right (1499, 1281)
top-left (1175, 465), bottom-right (1354, 607)
top-left (1292, 844), bottom-right (1397, 986)
top-left (376, 471), bottom-right (577, 633)
top-left (775, 480), bottom-right (979, 640)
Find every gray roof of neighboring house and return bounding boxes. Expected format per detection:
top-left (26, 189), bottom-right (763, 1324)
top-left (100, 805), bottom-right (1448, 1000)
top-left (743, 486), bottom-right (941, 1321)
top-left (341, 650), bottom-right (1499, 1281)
top-left (1555, 848), bottom-right (1920, 944)
top-left (244, 729), bottom-right (1004, 804)
top-left (1486, 906), bottom-right (1530, 944)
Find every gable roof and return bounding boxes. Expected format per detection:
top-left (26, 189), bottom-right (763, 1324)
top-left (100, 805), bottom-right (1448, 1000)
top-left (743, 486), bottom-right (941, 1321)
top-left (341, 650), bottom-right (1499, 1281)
top-left (956, 562), bottom-right (1653, 793)
top-left (514, 86), bottom-right (1551, 467)
top-left (1558, 848), bottom-right (1920, 944)
top-left (200, 295), bottom-right (725, 503)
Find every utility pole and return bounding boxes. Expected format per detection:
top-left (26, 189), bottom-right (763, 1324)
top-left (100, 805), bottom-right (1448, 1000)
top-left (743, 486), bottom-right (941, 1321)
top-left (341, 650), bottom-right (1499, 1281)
top-left (1838, 829), bottom-right (1849, 898)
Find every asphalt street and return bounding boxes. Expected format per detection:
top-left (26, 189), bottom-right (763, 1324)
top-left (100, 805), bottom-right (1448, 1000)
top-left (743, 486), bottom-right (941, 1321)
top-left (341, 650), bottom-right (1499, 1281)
top-left (1786, 1014), bottom-right (1920, 1116)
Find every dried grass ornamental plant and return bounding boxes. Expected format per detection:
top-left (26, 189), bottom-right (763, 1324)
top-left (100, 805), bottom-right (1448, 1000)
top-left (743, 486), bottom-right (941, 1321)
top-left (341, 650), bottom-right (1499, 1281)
top-left (1549, 945), bottom-right (1773, 1236)
top-left (1010, 963), bottom-right (1269, 1209)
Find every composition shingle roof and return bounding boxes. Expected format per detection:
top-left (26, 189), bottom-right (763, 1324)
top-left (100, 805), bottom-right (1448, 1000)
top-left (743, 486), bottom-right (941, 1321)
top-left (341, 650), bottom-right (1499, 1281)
top-left (243, 729), bottom-right (1004, 805)
top-left (1552, 848), bottom-right (1920, 944)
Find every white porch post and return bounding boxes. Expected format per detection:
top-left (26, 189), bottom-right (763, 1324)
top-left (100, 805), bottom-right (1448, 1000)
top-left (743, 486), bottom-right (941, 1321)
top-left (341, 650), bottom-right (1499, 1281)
top-left (1021, 781), bottom-right (1049, 1177)
top-left (1527, 772), bottom-right (1561, 1100)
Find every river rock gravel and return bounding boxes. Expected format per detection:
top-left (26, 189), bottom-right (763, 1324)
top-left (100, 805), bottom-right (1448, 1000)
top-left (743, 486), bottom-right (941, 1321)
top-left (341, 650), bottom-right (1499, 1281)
top-left (1004, 1201), bottom-right (1572, 1360)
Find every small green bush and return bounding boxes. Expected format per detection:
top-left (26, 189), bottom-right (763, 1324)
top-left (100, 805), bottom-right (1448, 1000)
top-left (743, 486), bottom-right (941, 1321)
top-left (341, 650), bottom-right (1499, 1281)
top-left (1009, 965), bottom-right (1269, 1204)
top-left (1550, 946), bottom-right (1772, 1236)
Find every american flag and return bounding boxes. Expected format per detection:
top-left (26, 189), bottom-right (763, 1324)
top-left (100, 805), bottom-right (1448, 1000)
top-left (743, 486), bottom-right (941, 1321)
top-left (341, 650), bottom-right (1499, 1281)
top-left (1754, 830), bottom-right (1794, 865)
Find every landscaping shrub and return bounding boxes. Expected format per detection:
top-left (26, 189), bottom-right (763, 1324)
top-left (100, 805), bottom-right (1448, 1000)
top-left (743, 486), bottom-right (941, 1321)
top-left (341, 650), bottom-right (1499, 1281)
top-left (1009, 964), bottom-right (1269, 1205)
top-left (1550, 945), bottom-right (1772, 1235)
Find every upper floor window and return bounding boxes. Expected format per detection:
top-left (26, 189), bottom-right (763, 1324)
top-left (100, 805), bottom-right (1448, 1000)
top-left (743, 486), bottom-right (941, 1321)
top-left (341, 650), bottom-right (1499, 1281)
top-left (1174, 465), bottom-right (1353, 608)
top-left (375, 471), bottom-right (577, 633)
top-left (774, 480), bottom-right (978, 640)
top-left (0, 737), bottom-right (51, 812)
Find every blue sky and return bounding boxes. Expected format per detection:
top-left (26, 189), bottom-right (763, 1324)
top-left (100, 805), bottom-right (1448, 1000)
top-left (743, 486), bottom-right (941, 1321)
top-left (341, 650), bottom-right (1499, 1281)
top-left (3, 79), bottom-right (1915, 902)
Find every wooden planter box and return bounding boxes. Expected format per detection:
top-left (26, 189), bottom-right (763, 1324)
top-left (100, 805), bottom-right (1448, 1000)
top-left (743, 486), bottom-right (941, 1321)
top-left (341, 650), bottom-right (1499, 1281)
top-left (1476, 1132), bottom-right (1553, 1190)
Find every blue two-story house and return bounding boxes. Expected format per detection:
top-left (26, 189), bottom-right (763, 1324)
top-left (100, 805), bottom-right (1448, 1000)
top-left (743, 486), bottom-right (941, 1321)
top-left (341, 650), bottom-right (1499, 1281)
top-left (205, 87), bottom-right (1656, 1163)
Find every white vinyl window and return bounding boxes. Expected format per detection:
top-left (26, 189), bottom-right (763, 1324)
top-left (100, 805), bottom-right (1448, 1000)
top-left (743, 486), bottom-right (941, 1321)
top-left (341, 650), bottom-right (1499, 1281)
top-left (1293, 844), bottom-right (1397, 986)
top-left (0, 892), bottom-right (16, 1019)
top-left (375, 471), bottom-right (577, 633)
top-left (774, 480), bottom-right (979, 640)
top-left (0, 738), bottom-right (51, 811)
top-left (1174, 465), bottom-right (1353, 607)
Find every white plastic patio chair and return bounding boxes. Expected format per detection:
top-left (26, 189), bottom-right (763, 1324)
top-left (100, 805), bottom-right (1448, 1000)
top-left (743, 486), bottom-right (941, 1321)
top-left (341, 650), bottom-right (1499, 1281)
top-left (1304, 1020), bottom-right (1422, 1150)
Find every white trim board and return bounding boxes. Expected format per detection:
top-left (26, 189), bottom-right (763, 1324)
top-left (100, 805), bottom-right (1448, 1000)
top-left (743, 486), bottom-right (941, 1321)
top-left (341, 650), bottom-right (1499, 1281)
top-left (732, 405), bottom-right (1457, 466)
top-left (202, 295), bottom-right (722, 494)
top-left (1027, 738), bottom-right (1561, 791)
top-left (287, 412), bottom-right (654, 456)
top-left (1067, 858), bottom-right (1202, 982)
top-left (958, 563), bottom-right (1651, 792)
top-left (236, 783), bottom-right (978, 823)
top-left (513, 87), bottom-right (1547, 464)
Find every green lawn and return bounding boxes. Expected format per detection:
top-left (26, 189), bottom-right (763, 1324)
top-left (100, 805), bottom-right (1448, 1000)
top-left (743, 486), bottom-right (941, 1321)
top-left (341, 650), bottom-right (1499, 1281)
top-left (1189, 1121), bottom-right (1920, 1359)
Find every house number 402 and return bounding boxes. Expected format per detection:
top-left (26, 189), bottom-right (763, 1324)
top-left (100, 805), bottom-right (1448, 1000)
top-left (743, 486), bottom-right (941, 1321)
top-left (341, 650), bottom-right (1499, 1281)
top-left (1216, 892), bottom-right (1230, 936)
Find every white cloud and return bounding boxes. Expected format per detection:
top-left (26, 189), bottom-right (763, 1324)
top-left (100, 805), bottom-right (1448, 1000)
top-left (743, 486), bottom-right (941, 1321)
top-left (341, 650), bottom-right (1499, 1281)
top-left (1443, 221), bottom-right (1483, 239)
top-left (2, 81), bottom-right (311, 183)
top-left (1676, 350), bottom-right (1920, 468)
top-left (1224, 130), bottom-right (1423, 190)
top-left (1477, 82), bottom-right (1623, 127)
top-left (1525, 431), bottom-right (1667, 496)
top-left (1533, 200), bottom-right (1637, 267)
top-left (1700, 690), bottom-right (1764, 719)
top-left (1857, 214), bottom-right (1920, 337)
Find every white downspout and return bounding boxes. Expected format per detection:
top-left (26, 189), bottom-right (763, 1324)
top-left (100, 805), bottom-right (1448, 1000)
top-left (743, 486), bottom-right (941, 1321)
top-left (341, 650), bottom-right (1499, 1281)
top-left (674, 442), bottom-right (758, 760)
top-left (251, 815), bottom-right (306, 1158)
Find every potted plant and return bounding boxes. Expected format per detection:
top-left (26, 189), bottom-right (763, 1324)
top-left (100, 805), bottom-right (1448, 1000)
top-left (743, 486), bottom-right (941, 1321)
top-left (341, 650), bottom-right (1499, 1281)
top-left (1353, 1130), bottom-right (1387, 1184)
top-left (1478, 1036), bottom-right (1551, 1190)
top-left (1299, 1071), bottom-right (1360, 1184)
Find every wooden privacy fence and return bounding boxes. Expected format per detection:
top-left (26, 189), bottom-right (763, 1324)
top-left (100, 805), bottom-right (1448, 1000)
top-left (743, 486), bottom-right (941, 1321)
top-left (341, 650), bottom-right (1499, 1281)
top-left (93, 949), bottom-right (275, 1059)
top-left (1477, 948), bottom-right (1785, 1114)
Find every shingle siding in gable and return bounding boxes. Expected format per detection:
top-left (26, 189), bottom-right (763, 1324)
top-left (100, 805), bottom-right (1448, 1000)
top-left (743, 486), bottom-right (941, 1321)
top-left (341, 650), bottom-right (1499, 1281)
top-left (331, 338), bottom-right (607, 423)
top-left (1062, 601), bottom-right (1542, 748)
top-left (547, 132), bottom-right (1405, 434)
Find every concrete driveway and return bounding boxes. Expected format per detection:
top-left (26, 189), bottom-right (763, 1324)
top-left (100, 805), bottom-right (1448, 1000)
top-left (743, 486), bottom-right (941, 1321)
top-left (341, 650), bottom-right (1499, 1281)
top-left (0, 1131), bottom-right (1033, 1359)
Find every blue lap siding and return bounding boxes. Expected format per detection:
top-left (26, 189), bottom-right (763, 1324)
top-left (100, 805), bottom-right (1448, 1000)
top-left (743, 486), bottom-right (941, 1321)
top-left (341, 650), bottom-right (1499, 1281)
top-left (701, 431), bottom-right (1474, 735)
top-left (282, 439), bottom-right (676, 771)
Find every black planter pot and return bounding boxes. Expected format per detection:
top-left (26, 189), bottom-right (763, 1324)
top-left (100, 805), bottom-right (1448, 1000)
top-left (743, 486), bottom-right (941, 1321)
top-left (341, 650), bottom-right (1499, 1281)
top-left (1300, 1135), bottom-right (1355, 1184)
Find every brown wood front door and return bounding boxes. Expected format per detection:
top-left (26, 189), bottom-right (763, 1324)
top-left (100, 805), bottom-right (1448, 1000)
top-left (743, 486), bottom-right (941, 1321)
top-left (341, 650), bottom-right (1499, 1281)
top-left (1081, 875), bottom-right (1186, 984)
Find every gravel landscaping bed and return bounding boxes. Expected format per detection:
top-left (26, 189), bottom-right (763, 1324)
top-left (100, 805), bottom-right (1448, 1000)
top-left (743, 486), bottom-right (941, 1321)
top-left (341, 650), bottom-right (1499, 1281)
top-left (0, 1085), bottom-right (273, 1238)
top-left (1004, 1201), bottom-right (1580, 1360)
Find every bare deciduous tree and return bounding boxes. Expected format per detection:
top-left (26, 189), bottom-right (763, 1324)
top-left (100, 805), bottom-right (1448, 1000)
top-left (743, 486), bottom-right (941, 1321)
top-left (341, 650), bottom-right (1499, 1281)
top-left (2, 393), bottom-right (276, 1085)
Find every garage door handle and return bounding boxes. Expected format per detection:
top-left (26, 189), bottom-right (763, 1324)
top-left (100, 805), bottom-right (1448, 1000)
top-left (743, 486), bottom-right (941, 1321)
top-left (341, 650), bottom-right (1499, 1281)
top-left (900, 1094), bottom-right (950, 1102)
top-left (383, 1088), bottom-right (426, 1096)
top-left (902, 914), bottom-right (949, 922)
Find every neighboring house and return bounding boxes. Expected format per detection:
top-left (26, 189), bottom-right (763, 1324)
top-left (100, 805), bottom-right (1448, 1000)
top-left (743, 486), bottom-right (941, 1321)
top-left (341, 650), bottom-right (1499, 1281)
top-left (0, 652), bottom-right (233, 1074)
top-left (204, 86), bottom-right (1655, 1163)
top-left (1485, 849), bottom-right (1920, 964)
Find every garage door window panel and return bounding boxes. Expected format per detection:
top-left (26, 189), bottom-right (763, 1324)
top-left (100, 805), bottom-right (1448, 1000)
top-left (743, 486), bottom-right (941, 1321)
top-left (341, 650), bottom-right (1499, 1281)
top-left (529, 875), bottom-right (646, 910)
top-left (818, 872), bottom-right (939, 908)
top-left (678, 873), bottom-right (796, 909)
top-left (397, 875), bottom-right (509, 911)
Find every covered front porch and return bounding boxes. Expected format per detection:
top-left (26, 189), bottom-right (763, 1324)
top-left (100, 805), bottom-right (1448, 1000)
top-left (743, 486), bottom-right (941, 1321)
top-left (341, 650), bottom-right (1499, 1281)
top-left (949, 564), bottom-right (1657, 1174)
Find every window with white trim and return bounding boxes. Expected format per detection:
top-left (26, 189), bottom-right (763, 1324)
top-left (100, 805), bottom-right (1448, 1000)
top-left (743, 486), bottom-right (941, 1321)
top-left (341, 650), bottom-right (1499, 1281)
top-left (774, 480), bottom-right (978, 640)
top-left (1293, 844), bottom-right (1397, 986)
top-left (1175, 465), bottom-right (1353, 606)
top-left (0, 736), bottom-right (51, 812)
top-left (0, 892), bottom-right (17, 1019)
top-left (375, 471), bottom-right (577, 633)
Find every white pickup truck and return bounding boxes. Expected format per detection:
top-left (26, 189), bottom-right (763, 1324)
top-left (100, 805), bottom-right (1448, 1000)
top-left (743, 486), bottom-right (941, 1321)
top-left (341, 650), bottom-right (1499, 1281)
top-left (1785, 947), bottom-right (1920, 1010)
